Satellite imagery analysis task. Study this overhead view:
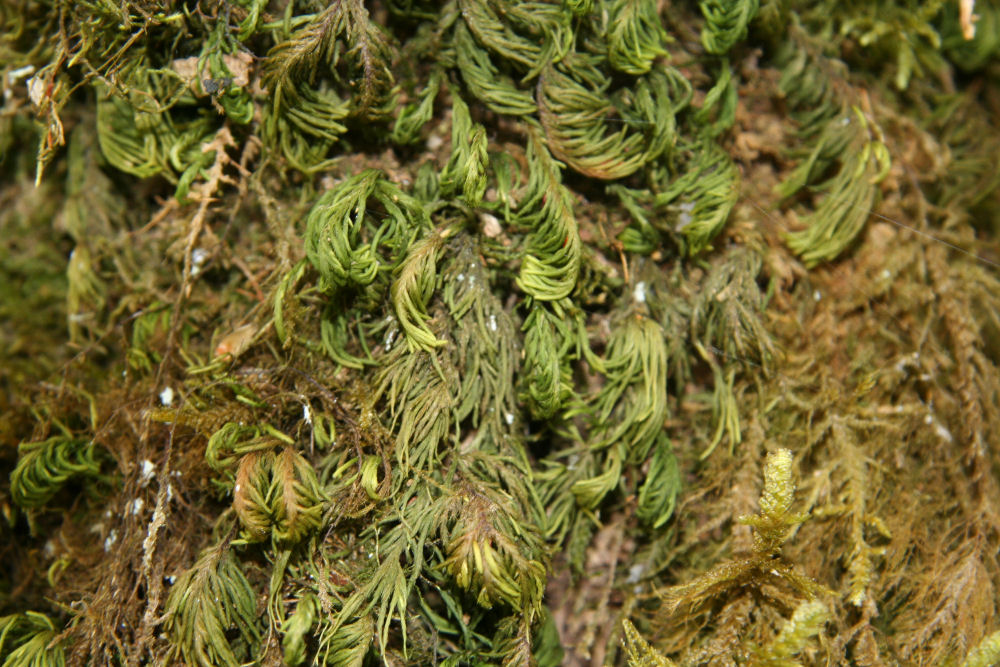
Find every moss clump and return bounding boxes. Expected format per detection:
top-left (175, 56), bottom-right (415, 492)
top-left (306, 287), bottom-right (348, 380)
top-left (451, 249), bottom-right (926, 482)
top-left (2, 1), bottom-right (1000, 665)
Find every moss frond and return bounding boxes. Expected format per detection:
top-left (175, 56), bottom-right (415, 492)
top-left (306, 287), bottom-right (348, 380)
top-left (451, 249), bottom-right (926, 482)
top-left (663, 449), bottom-right (827, 614)
top-left (163, 544), bottom-right (261, 667)
top-left (625, 137), bottom-right (739, 256)
top-left (516, 128), bottom-right (581, 301)
top-left (537, 65), bottom-right (678, 180)
top-left (443, 484), bottom-right (546, 610)
top-left (520, 300), bottom-right (578, 420)
top-left (700, 0), bottom-right (760, 54)
top-left (10, 436), bottom-right (102, 509)
top-left (606, 0), bottom-right (670, 75)
top-left (637, 434), bottom-right (681, 528)
top-left (262, 0), bottom-right (395, 170)
top-left (280, 593), bottom-right (319, 666)
top-left (592, 311), bottom-right (669, 462)
top-left (393, 68), bottom-right (445, 144)
top-left (0, 612), bottom-right (65, 666)
top-left (270, 447), bottom-right (327, 543)
top-left (439, 94), bottom-right (489, 206)
top-left (622, 618), bottom-right (678, 667)
top-left (739, 448), bottom-right (805, 554)
top-left (454, 22), bottom-right (537, 116)
top-left (782, 108), bottom-right (891, 266)
top-left (458, 0), bottom-right (571, 78)
top-left (391, 231), bottom-right (449, 351)
top-left (751, 600), bottom-right (829, 667)
top-left (303, 169), bottom-right (429, 293)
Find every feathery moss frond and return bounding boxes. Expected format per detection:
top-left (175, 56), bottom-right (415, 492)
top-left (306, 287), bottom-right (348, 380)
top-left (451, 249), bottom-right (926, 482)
top-left (381, 235), bottom-right (521, 469)
top-left (393, 68), bottom-right (445, 144)
top-left (592, 311), bottom-right (669, 462)
top-left (391, 231), bottom-right (449, 351)
top-left (10, 436), bottom-right (101, 509)
top-left (689, 247), bottom-right (774, 455)
top-left (637, 433), bottom-right (681, 528)
top-left (739, 448), bottom-right (806, 554)
top-left (700, 0), bottom-right (760, 54)
top-left (262, 1), bottom-right (395, 170)
top-left (304, 169), bottom-right (430, 293)
top-left (317, 614), bottom-right (374, 667)
top-left (458, 0), bottom-right (571, 78)
top-left (232, 451), bottom-right (273, 543)
top-left (163, 544), bottom-right (261, 667)
top-left (443, 484), bottom-right (546, 610)
top-left (455, 22), bottom-right (537, 116)
top-left (652, 138), bottom-right (740, 255)
top-left (606, 0), bottom-right (670, 75)
top-left (663, 449), bottom-right (827, 613)
top-left (520, 300), bottom-right (578, 419)
top-left (270, 447), bottom-right (327, 543)
top-left (622, 618), bottom-right (677, 667)
top-left (205, 421), bottom-right (291, 472)
top-left (537, 66), bottom-right (679, 180)
top-left (751, 600), bottom-right (829, 667)
top-left (516, 128), bottom-right (581, 300)
top-left (440, 95), bottom-right (489, 206)
top-left (304, 169), bottom-right (382, 290)
top-left (692, 247), bottom-right (774, 365)
top-left (782, 108), bottom-right (891, 266)
top-left (440, 240), bottom-right (519, 447)
top-left (0, 612), bottom-right (65, 666)
top-left (693, 58), bottom-right (739, 135)
top-left (377, 344), bottom-right (456, 472)
top-left (95, 86), bottom-right (174, 179)
top-left (570, 445), bottom-right (623, 509)
top-left (835, 1), bottom-right (944, 90)
top-left (281, 593), bottom-right (319, 666)
top-left (210, 432), bottom-right (325, 543)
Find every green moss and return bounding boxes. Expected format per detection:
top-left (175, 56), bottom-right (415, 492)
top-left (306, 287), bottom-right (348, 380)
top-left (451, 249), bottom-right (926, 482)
top-left (2, 1), bottom-right (1000, 664)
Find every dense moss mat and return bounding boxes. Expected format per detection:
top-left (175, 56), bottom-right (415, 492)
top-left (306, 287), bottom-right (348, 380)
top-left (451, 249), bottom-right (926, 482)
top-left (2, 1), bottom-right (1000, 665)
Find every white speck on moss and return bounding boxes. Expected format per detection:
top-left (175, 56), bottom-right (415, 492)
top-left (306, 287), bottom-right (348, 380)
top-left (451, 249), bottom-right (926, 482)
top-left (159, 386), bottom-right (174, 406)
top-left (191, 248), bottom-right (209, 276)
top-left (139, 460), bottom-right (155, 487)
top-left (633, 281), bottom-right (646, 304)
top-left (104, 529), bottom-right (118, 552)
top-left (676, 201), bottom-right (695, 231)
top-left (626, 564), bottom-right (645, 584)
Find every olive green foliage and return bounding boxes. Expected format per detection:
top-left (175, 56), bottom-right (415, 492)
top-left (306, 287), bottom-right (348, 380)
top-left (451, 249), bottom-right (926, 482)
top-left (3, 0), bottom-right (1000, 666)
top-left (0, 612), bottom-right (65, 667)
top-left (661, 449), bottom-right (827, 613)
top-left (10, 435), bottom-right (101, 509)
top-left (163, 545), bottom-right (261, 666)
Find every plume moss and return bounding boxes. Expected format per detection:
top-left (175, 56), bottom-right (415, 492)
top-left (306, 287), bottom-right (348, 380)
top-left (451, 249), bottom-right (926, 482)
top-left (2, 1), bottom-right (1000, 665)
